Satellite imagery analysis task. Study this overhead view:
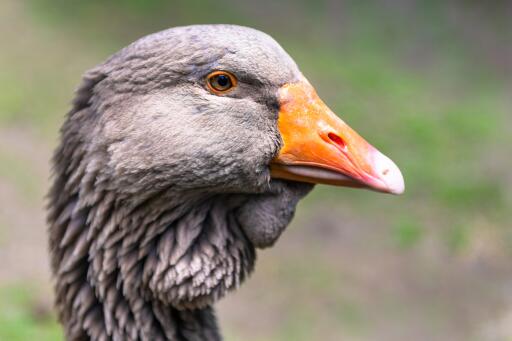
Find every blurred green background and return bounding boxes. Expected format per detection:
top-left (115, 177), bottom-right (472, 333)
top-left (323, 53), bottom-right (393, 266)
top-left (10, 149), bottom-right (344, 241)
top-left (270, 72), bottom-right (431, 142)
top-left (0, 0), bottom-right (511, 340)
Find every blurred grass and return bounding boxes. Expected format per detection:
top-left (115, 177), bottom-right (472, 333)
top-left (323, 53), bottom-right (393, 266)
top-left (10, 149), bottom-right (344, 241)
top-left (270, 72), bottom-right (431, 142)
top-left (392, 218), bottom-right (424, 249)
top-left (0, 286), bottom-right (62, 341)
top-left (0, 147), bottom-right (42, 203)
top-left (1, 0), bottom-right (511, 339)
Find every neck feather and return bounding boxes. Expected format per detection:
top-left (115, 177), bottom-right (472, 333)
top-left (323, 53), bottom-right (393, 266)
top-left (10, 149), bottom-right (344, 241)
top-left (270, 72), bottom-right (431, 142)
top-left (48, 145), bottom-right (255, 340)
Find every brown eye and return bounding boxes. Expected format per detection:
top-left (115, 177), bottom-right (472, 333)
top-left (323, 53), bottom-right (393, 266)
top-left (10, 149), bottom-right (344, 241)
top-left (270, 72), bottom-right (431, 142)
top-left (206, 71), bottom-right (237, 94)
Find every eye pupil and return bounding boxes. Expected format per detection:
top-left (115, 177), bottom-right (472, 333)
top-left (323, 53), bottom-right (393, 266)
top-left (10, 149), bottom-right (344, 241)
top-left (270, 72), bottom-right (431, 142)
top-left (216, 75), bottom-right (229, 87)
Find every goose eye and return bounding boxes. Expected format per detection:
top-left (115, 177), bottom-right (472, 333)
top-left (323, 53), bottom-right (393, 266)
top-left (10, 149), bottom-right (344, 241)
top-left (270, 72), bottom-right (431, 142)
top-left (206, 71), bottom-right (237, 94)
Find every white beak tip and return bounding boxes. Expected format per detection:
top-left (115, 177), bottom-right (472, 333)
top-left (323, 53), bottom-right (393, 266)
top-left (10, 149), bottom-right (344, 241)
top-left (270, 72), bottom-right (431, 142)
top-left (373, 151), bottom-right (405, 195)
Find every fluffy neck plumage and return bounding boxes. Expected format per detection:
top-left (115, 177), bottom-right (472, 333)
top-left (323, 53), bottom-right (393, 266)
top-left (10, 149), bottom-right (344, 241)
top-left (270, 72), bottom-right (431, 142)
top-left (49, 170), bottom-right (256, 340)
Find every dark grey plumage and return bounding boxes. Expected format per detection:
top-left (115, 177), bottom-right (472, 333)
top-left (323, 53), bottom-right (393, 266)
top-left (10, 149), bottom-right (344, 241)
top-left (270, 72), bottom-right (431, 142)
top-left (48, 25), bottom-right (312, 340)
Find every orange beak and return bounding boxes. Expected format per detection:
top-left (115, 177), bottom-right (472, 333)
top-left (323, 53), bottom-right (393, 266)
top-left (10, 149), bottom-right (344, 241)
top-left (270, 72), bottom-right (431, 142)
top-left (270, 78), bottom-right (404, 195)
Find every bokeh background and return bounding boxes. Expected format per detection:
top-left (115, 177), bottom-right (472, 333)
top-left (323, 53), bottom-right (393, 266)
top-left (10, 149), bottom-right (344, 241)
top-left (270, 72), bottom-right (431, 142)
top-left (1, 0), bottom-right (511, 340)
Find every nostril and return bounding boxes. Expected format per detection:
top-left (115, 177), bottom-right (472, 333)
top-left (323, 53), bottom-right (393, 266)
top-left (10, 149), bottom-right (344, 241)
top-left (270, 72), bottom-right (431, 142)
top-left (382, 169), bottom-right (389, 176)
top-left (327, 132), bottom-right (347, 151)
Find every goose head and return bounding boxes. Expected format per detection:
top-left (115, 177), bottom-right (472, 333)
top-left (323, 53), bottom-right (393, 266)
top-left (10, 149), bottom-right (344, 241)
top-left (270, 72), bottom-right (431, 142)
top-left (87, 25), bottom-right (403, 197)
top-left (49, 24), bottom-right (404, 340)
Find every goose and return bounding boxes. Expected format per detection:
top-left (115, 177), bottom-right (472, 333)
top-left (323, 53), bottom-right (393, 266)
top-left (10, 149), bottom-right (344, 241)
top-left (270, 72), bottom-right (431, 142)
top-left (47, 24), bottom-right (404, 341)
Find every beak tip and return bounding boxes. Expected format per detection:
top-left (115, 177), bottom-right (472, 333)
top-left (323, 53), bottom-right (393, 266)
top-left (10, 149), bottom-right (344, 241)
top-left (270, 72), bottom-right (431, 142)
top-left (387, 177), bottom-right (405, 195)
top-left (372, 151), bottom-right (405, 195)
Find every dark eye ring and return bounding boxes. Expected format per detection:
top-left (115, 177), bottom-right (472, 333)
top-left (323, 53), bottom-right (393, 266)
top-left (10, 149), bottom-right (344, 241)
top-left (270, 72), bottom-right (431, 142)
top-left (206, 71), bottom-right (237, 94)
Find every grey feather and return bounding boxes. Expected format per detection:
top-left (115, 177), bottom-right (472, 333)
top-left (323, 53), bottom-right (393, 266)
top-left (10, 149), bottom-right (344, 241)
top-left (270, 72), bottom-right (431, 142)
top-left (48, 24), bottom-right (312, 340)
